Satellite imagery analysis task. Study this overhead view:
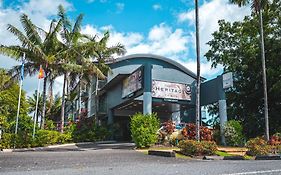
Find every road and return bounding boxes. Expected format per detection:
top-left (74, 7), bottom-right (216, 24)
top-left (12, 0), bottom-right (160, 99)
top-left (0, 142), bottom-right (280, 175)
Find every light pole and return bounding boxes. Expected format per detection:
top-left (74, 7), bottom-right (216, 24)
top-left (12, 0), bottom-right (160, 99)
top-left (195, 0), bottom-right (201, 142)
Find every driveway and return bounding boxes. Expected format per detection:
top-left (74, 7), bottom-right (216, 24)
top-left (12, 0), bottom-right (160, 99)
top-left (1, 142), bottom-right (280, 175)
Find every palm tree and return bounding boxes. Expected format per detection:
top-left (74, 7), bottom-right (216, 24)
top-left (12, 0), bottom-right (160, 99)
top-left (27, 90), bottom-right (43, 124)
top-left (57, 5), bottom-right (126, 133)
top-left (46, 93), bottom-right (62, 122)
top-left (0, 14), bottom-right (65, 129)
top-left (229, 0), bottom-right (270, 141)
top-left (195, 0), bottom-right (201, 142)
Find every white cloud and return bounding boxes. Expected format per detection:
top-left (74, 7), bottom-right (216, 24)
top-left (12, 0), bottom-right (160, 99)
top-left (0, 0), bottom-right (72, 96)
top-left (0, 0), bottom-right (251, 97)
top-left (79, 23), bottom-right (224, 79)
top-left (116, 3), bottom-right (124, 13)
top-left (180, 60), bottom-right (223, 79)
top-left (178, 0), bottom-right (250, 54)
top-left (152, 4), bottom-right (162, 11)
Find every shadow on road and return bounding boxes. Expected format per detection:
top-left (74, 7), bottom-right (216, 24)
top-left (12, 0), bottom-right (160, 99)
top-left (75, 142), bottom-right (135, 150)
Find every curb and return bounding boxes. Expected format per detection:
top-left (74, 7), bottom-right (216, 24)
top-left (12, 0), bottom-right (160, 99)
top-left (0, 141), bottom-right (122, 153)
top-left (148, 150), bottom-right (176, 157)
top-left (1, 142), bottom-right (86, 153)
top-left (203, 156), bottom-right (224, 160)
top-left (223, 156), bottom-right (245, 160)
top-left (255, 155), bottom-right (281, 160)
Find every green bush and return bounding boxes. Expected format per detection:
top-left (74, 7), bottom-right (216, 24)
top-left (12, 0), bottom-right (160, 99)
top-left (72, 118), bottom-right (110, 142)
top-left (178, 140), bottom-right (218, 156)
top-left (224, 120), bottom-right (245, 146)
top-left (34, 130), bottom-right (60, 147)
top-left (0, 133), bottom-right (15, 149)
top-left (246, 137), bottom-right (271, 156)
top-left (130, 113), bottom-right (160, 148)
top-left (58, 132), bottom-right (72, 144)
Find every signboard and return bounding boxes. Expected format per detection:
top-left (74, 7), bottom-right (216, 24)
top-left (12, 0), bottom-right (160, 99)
top-left (222, 72), bottom-right (233, 89)
top-left (152, 80), bottom-right (191, 101)
top-left (122, 69), bottom-right (142, 98)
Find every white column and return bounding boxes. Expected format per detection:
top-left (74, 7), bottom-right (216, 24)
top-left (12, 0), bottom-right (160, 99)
top-left (219, 99), bottom-right (227, 145)
top-left (143, 92), bottom-right (152, 114)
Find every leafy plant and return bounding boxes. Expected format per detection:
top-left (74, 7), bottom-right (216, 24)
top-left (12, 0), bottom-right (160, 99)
top-left (269, 133), bottom-right (281, 146)
top-left (34, 130), bottom-right (60, 147)
top-left (130, 113), bottom-right (160, 148)
top-left (246, 137), bottom-right (271, 156)
top-left (181, 123), bottom-right (213, 141)
top-left (224, 120), bottom-right (245, 146)
top-left (178, 140), bottom-right (217, 156)
top-left (72, 117), bottom-right (110, 142)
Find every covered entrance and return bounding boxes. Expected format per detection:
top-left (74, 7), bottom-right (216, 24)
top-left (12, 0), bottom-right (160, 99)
top-left (112, 99), bottom-right (195, 141)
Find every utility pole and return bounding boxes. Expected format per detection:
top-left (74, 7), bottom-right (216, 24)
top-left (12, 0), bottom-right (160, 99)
top-left (258, 1), bottom-right (269, 141)
top-left (195, 0), bottom-right (201, 142)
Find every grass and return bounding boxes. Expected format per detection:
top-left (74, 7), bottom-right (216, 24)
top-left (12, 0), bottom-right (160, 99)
top-left (215, 151), bottom-right (234, 157)
top-left (136, 146), bottom-right (254, 160)
top-left (175, 152), bottom-right (192, 159)
top-left (135, 146), bottom-right (192, 159)
top-left (243, 155), bottom-right (254, 160)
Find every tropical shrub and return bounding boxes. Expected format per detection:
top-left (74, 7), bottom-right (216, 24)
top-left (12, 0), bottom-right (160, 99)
top-left (224, 120), bottom-right (245, 146)
top-left (34, 130), bottom-right (60, 147)
top-left (0, 133), bottom-right (16, 149)
top-left (246, 137), bottom-right (271, 156)
top-left (178, 140), bottom-right (217, 156)
top-left (269, 133), bottom-right (281, 146)
top-left (72, 117), bottom-right (110, 142)
top-left (0, 115), bottom-right (34, 149)
top-left (130, 113), bottom-right (160, 148)
top-left (181, 123), bottom-right (213, 141)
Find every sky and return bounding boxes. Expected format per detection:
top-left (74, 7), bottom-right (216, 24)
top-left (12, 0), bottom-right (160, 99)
top-left (0, 0), bottom-right (250, 96)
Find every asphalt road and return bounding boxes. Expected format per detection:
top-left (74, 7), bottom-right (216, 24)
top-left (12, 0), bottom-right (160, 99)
top-left (0, 143), bottom-right (281, 175)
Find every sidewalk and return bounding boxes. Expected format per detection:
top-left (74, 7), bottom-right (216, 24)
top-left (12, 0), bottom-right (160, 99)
top-left (217, 147), bottom-right (248, 156)
top-left (1, 141), bottom-right (135, 152)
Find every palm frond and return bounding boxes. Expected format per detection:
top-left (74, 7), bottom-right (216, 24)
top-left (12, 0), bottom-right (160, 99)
top-left (0, 45), bottom-right (22, 60)
top-left (20, 14), bottom-right (42, 46)
top-left (8, 62), bottom-right (39, 81)
top-left (6, 24), bottom-right (45, 58)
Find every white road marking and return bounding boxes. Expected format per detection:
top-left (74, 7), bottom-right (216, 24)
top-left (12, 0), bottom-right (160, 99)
top-left (222, 169), bottom-right (281, 175)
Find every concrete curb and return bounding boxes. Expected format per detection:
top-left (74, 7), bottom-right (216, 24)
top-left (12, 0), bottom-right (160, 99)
top-left (0, 141), bottom-right (126, 153)
top-left (223, 156), bottom-right (245, 160)
top-left (1, 142), bottom-right (92, 153)
top-left (255, 155), bottom-right (281, 160)
top-left (203, 156), bottom-right (224, 160)
top-left (148, 150), bottom-right (176, 157)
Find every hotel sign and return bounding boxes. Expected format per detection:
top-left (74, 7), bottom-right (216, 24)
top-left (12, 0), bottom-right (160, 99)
top-left (152, 80), bottom-right (191, 101)
top-left (122, 69), bottom-right (143, 98)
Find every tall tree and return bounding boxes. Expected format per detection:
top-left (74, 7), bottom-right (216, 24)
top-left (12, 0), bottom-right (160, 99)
top-left (0, 14), bottom-right (65, 129)
top-left (57, 5), bottom-right (125, 133)
top-left (206, 0), bottom-right (281, 138)
top-left (0, 69), bottom-right (30, 133)
top-left (229, 0), bottom-right (271, 140)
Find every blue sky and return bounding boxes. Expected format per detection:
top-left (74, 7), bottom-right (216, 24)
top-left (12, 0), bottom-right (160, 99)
top-left (0, 0), bottom-right (250, 96)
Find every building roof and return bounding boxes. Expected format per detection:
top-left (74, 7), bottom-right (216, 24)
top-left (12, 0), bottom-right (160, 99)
top-left (111, 54), bottom-right (203, 80)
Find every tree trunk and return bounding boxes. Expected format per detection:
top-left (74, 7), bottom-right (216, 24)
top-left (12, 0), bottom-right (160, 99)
top-left (95, 76), bottom-right (99, 122)
top-left (60, 73), bottom-right (67, 133)
top-left (258, 7), bottom-right (269, 141)
top-left (195, 0), bottom-right (201, 142)
top-left (41, 76), bottom-right (47, 129)
top-left (47, 79), bottom-right (54, 119)
top-left (78, 79), bottom-right (82, 118)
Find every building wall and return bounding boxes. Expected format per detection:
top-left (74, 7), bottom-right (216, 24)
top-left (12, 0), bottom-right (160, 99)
top-left (105, 57), bottom-right (197, 110)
